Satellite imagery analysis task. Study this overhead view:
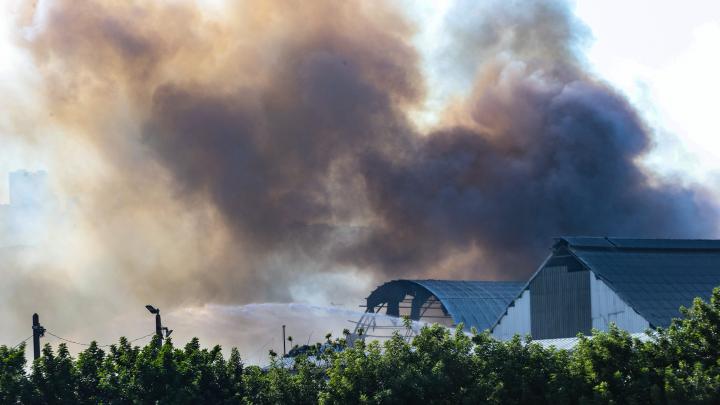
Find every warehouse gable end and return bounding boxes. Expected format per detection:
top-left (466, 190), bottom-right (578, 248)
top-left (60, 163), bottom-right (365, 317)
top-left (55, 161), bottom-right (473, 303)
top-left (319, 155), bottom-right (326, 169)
top-left (493, 237), bottom-right (720, 340)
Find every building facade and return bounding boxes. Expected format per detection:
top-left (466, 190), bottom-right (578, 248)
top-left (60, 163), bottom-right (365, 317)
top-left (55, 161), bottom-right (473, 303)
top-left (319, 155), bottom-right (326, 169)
top-left (356, 237), bottom-right (720, 343)
top-left (492, 237), bottom-right (720, 339)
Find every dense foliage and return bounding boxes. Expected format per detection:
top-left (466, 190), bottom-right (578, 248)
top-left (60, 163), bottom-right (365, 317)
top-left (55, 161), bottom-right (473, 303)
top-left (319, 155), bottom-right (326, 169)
top-left (2, 288), bottom-right (720, 404)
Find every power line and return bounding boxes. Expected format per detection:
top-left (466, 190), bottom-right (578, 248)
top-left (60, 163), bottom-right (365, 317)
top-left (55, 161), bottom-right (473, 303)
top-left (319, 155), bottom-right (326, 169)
top-left (46, 331), bottom-right (155, 348)
top-left (129, 333), bottom-right (156, 344)
top-left (12, 335), bottom-right (33, 349)
top-left (25, 306), bottom-right (169, 359)
top-left (46, 331), bottom-right (107, 347)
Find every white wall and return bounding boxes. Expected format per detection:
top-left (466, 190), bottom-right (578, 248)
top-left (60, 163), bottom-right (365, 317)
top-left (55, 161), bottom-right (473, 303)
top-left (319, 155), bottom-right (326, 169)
top-left (590, 272), bottom-right (649, 333)
top-left (492, 289), bottom-right (531, 340)
top-left (492, 272), bottom-right (649, 340)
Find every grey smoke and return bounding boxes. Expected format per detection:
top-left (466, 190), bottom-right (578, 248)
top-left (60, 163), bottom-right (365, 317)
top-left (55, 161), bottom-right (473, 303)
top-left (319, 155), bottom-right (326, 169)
top-left (5, 0), bottom-right (716, 341)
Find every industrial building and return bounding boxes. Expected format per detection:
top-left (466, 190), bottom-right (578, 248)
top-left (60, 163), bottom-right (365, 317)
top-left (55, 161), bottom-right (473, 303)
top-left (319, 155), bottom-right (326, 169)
top-left (493, 237), bottom-right (720, 339)
top-left (354, 237), bottom-right (720, 342)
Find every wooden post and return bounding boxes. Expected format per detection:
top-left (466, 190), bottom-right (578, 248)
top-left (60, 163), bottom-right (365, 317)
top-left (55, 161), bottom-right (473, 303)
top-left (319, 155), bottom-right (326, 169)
top-left (32, 313), bottom-right (45, 361)
top-left (282, 325), bottom-right (286, 356)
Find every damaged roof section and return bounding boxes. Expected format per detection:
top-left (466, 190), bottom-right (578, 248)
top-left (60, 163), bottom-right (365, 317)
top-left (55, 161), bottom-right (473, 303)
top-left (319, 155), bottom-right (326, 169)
top-left (365, 279), bottom-right (524, 332)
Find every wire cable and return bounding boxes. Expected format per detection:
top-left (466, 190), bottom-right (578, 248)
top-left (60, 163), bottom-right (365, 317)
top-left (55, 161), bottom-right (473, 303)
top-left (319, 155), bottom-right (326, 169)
top-left (128, 333), bottom-right (156, 343)
top-left (46, 331), bottom-right (108, 347)
top-left (46, 331), bottom-right (155, 348)
top-left (11, 335), bottom-right (33, 349)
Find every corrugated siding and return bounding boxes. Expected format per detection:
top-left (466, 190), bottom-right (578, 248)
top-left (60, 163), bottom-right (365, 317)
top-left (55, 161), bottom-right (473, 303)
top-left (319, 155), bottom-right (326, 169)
top-left (492, 289), bottom-right (531, 340)
top-left (590, 272), bottom-right (649, 332)
top-left (530, 266), bottom-right (591, 339)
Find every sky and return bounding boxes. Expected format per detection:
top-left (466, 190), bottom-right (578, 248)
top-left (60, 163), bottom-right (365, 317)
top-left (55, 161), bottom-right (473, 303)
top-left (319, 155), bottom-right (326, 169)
top-left (1, 0), bottom-right (719, 362)
top-left (575, 0), bottom-right (720, 186)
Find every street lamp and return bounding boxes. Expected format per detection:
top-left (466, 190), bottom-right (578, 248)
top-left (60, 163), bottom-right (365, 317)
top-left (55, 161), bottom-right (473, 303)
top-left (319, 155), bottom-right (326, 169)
top-left (145, 305), bottom-right (171, 343)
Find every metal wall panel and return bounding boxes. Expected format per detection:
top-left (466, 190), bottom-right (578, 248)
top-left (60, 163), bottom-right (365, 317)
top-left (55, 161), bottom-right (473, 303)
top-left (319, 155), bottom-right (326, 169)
top-left (491, 289), bottom-right (531, 340)
top-left (530, 265), bottom-right (592, 339)
top-left (590, 272), bottom-right (650, 333)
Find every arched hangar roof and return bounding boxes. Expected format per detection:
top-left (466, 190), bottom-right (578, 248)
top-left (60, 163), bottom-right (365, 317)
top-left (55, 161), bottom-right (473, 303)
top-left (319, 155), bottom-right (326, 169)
top-left (366, 279), bottom-right (524, 332)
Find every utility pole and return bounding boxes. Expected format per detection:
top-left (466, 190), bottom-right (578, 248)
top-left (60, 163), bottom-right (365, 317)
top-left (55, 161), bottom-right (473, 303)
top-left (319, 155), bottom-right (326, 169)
top-left (146, 305), bottom-right (172, 345)
top-left (282, 325), bottom-right (286, 356)
top-left (155, 311), bottom-right (162, 342)
top-left (32, 313), bottom-right (45, 361)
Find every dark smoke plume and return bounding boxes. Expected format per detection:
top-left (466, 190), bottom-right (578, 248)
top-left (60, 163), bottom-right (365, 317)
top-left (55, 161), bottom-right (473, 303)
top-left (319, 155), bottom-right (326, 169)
top-left (11, 0), bottom-right (718, 315)
top-left (347, 1), bottom-right (717, 278)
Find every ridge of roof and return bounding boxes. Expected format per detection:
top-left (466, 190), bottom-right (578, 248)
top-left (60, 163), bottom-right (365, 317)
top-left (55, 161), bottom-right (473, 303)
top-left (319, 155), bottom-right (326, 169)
top-left (412, 279), bottom-right (525, 285)
top-left (555, 236), bottom-right (720, 251)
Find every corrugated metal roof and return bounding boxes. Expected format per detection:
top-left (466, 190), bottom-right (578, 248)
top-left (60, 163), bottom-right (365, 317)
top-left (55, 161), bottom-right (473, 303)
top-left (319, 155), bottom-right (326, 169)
top-left (558, 237), bottom-right (720, 327)
top-left (414, 280), bottom-right (525, 331)
top-left (366, 280), bottom-right (524, 332)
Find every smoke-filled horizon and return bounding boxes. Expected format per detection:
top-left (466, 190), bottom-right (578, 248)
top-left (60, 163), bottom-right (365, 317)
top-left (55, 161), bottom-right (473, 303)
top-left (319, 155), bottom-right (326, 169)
top-left (1, 0), bottom-right (718, 354)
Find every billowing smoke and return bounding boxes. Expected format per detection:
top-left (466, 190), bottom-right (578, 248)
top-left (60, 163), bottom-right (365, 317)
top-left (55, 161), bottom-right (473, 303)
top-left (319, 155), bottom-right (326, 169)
top-left (348, 0), bottom-right (718, 278)
top-left (1, 0), bottom-right (717, 352)
top-left (12, 0), bottom-right (422, 304)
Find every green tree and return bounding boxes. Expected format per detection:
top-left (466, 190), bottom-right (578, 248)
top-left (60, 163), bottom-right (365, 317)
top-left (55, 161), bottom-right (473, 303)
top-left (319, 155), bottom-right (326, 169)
top-left (0, 343), bottom-right (31, 403)
top-left (30, 343), bottom-right (77, 404)
top-left (99, 336), bottom-right (140, 401)
top-left (74, 341), bottom-right (106, 404)
top-left (226, 347), bottom-right (245, 401)
top-left (242, 365), bottom-right (272, 404)
top-left (656, 288), bottom-right (720, 403)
